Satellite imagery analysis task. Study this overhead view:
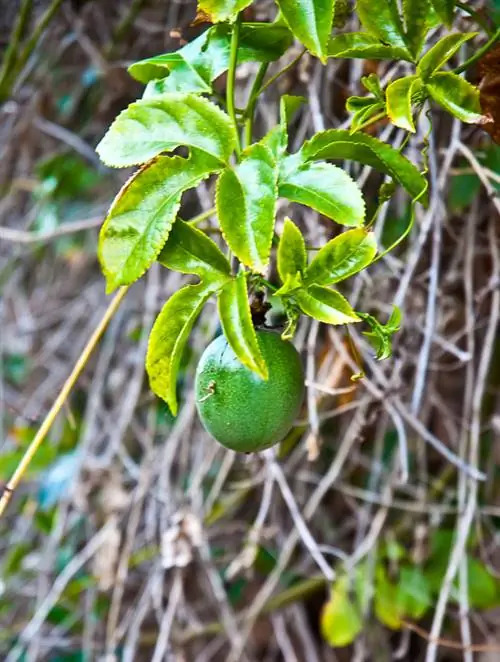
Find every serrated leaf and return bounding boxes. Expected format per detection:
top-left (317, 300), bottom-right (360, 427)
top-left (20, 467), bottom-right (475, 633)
top-left (305, 228), bottom-right (377, 286)
top-left (296, 285), bottom-right (359, 324)
top-left (99, 151), bottom-right (218, 292)
top-left (327, 33), bottom-right (412, 61)
top-left (386, 75), bottom-right (422, 132)
top-left (403, 0), bottom-right (430, 58)
top-left (279, 160), bottom-right (365, 226)
top-left (218, 271), bottom-right (268, 378)
top-left (321, 577), bottom-right (363, 648)
top-left (96, 94), bottom-right (235, 168)
top-left (298, 129), bottom-right (428, 203)
top-left (356, 0), bottom-right (408, 51)
top-left (396, 567), bottom-right (431, 620)
top-left (198, 0), bottom-right (253, 22)
top-left (217, 143), bottom-right (278, 272)
top-left (276, 0), bottom-right (335, 60)
top-left (130, 23), bottom-right (293, 90)
top-left (417, 33), bottom-right (477, 81)
top-left (147, 283), bottom-right (215, 414)
top-left (278, 217), bottom-right (307, 283)
top-left (427, 72), bottom-right (484, 123)
top-left (350, 101), bottom-right (386, 132)
top-left (430, 0), bottom-right (455, 26)
top-left (158, 218), bottom-right (231, 283)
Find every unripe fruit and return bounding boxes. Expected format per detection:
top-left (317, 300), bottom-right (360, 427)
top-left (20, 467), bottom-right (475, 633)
top-left (195, 330), bottom-right (305, 452)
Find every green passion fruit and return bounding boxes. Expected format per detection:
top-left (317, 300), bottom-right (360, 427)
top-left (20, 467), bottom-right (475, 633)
top-left (195, 330), bottom-right (305, 452)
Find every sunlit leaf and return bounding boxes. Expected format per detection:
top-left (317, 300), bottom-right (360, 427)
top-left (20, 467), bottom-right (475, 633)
top-left (321, 578), bottom-right (363, 647)
top-left (96, 94), bottom-right (235, 168)
top-left (278, 217), bottom-right (307, 283)
top-left (430, 0), bottom-right (455, 26)
top-left (328, 32), bottom-right (412, 61)
top-left (275, 0), bottom-right (336, 60)
top-left (218, 271), bottom-right (268, 378)
top-left (356, 0), bottom-right (408, 51)
top-left (217, 143), bottom-right (278, 272)
top-left (296, 285), bottom-right (359, 324)
top-left (374, 566), bottom-right (401, 629)
top-left (427, 72), bottom-right (484, 123)
top-left (417, 33), bottom-right (477, 81)
top-left (198, 0), bottom-right (253, 22)
top-left (99, 151), bottom-right (219, 292)
top-left (386, 75), bottom-right (422, 132)
top-left (305, 228), bottom-right (377, 286)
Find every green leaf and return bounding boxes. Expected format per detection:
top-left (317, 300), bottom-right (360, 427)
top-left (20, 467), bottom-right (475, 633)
top-left (417, 33), bottom-right (477, 81)
top-left (130, 23), bottom-right (293, 89)
top-left (279, 160), bottom-right (365, 226)
top-left (327, 33), bottom-right (412, 61)
top-left (158, 218), bottom-right (231, 283)
top-left (298, 129), bottom-right (428, 203)
top-left (396, 567), bottom-right (432, 620)
top-left (356, 0), bottom-right (408, 51)
top-left (275, 0), bottom-right (335, 60)
top-left (262, 95), bottom-right (305, 160)
top-left (296, 285), bottom-right (359, 324)
top-left (198, 0), bottom-right (253, 22)
top-left (146, 282), bottom-right (215, 414)
top-left (466, 558), bottom-right (499, 609)
top-left (278, 217), bottom-right (307, 282)
top-left (96, 94), bottom-right (235, 168)
top-left (385, 75), bottom-right (422, 132)
top-left (427, 72), bottom-right (484, 123)
top-left (99, 151), bottom-right (218, 292)
top-left (430, 0), bottom-right (455, 26)
top-left (350, 101), bottom-right (386, 132)
top-left (374, 566), bottom-right (401, 629)
top-left (217, 143), bottom-right (278, 272)
top-left (217, 271), bottom-right (268, 379)
top-left (358, 307), bottom-right (401, 360)
top-left (403, 0), bottom-right (430, 58)
top-left (321, 578), bottom-right (363, 647)
top-left (305, 228), bottom-right (377, 286)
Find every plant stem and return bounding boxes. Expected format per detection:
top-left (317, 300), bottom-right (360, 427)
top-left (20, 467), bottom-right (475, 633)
top-left (256, 48), bottom-right (307, 98)
top-left (454, 27), bottom-right (500, 75)
top-left (0, 0), bottom-right (32, 101)
top-left (456, 1), bottom-right (494, 36)
top-left (227, 15), bottom-right (242, 159)
top-left (244, 62), bottom-right (269, 147)
top-left (187, 207), bottom-right (216, 226)
top-left (0, 286), bottom-right (129, 518)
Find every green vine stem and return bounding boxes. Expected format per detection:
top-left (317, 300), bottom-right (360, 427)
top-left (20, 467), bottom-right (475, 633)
top-left (0, 0), bottom-right (32, 101)
top-left (244, 62), bottom-right (269, 147)
top-left (227, 15), bottom-right (242, 159)
top-left (454, 27), bottom-right (500, 74)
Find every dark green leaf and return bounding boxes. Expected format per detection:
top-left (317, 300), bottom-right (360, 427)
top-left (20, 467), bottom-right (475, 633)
top-left (403, 0), bottom-right (430, 58)
top-left (417, 33), bottom-right (477, 81)
top-left (448, 171), bottom-right (480, 210)
top-left (356, 0), bottom-right (408, 51)
top-left (386, 75), bottom-right (422, 132)
top-left (96, 94), bottom-right (235, 168)
top-left (158, 219), bottom-right (231, 282)
top-left (99, 151), bottom-right (218, 292)
top-left (298, 129), bottom-right (428, 203)
top-left (427, 72), bottom-right (484, 123)
top-left (279, 160), bottom-right (365, 226)
top-left (278, 217), bottom-right (307, 282)
top-left (130, 23), bottom-right (293, 89)
top-left (305, 228), bottom-right (377, 286)
top-left (321, 577), bottom-right (363, 647)
top-left (217, 143), bottom-right (278, 272)
top-left (327, 33), bottom-right (412, 61)
top-left (430, 0), bottom-right (455, 26)
top-left (296, 285), bottom-right (359, 324)
top-left (218, 271), bottom-right (268, 378)
top-left (275, 0), bottom-right (335, 60)
top-left (198, 0), bottom-right (253, 22)
top-left (396, 567), bottom-right (432, 619)
top-left (466, 558), bottom-right (499, 609)
top-left (146, 282), bottom-right (216, 414)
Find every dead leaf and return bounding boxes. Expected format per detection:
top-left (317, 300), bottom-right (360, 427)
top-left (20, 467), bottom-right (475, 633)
top-left (478, 44), bottom-right (500, 144)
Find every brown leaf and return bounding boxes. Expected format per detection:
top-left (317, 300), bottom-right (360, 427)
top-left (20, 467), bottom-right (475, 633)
top-left (478, 44), bottom-right (500, 144)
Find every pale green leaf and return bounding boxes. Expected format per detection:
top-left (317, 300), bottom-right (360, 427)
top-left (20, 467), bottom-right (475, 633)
top-left (430, 0), bottom-right (455, 26)
top-left (98, 151), bottom-right (218, 292)
top-left (386, 75), bottom-right (422, 132)
top-left (356, 0), bottom-right (408, 51)
top-left (403, 0), bottom-right (430, 58)
top-left (217, 143), bottom-right (278, 272)
top-left (275, 0), bottom-right (335, 60)
top-left (296, 285), bottom-right (359, 324)
top-left (146, 283), bottom-right (215, 414)
top-left (217, 271), bottom-right (268, 378)
top-left (321, 578), bottom-right (363, 648)
top-left (275, 271), bottom-right (304, 296)
top-left (417, 33), bottom-right (477, 81)
top-left (396, 567), bottom-right (432, 620)
top-left (427, 72), bottom-right (484, 123)
top-left (327, 33), bottom-right (412, 61)
top-left (305, 228), bottom-right (377, 286)
top-left (298, 129), bottom-right (428, 203)
top-left (278, 217), bottom-right (307, 283)
top-left (96, 94), bottom-right (235, 168)
top-left (279, 161), bottom-right (365, 226)
top-left (158, 219), bottom-right (231, 283)
top-left (374, 566), bottom-right (401, 629)
top-left (198, 0), bottom-right (253, 22)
